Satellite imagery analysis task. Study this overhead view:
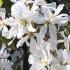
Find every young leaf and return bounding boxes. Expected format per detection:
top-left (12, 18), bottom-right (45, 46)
top-left (0, 34), bottom-right (16, 50)
top-left (0, 0), bottom-right (3, 7)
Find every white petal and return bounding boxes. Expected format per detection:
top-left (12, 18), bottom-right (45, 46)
top-left (30, 37), bottom-right (43, 58)
top-left (28, 54), bottom-right (34, 64)
top-left (0, 44), bottom-right (9, 58)
top-left (17, 25), bottom-right (27, 38)
top-left (30, 61), bottom-right (47, 70)
top-left (64, 37), bottom-right (69, 51)
top-left (26, 41), bottom-right (30, 47)
top-left (54, 4), bottom-right (64, 16)
top-left (0, 44), bottom-right (6, 54)
top-left (36, 26), bottom-right (47, 45)
top-left (0, 8), bottom-right (6, 19)
top-left (42, 5), bottom-right (51, 18)
top-left (16, 36), bottom-right (29, 48)
top-left (1, 50), bottom-right (9, 58)
top-left (27, 24), bottom-right (37, 32)
top-left (2, 26), bottom-right (9, 38)
top-left (11, 1), bottom-right (29, 19)
top-left (4, 17), bottom-right (17, 26)
top-left (55, 14), bottom-right (68, 25)
top-left (7, 26), bottom-right (17, 39)
top-left (60, 31), bottom-right (64, 37)
top-left (49, 24), bottom-right (57, 50)
top-left (46, 2), bottom-right (56, 11)
top-left (56, 14), bottom-right (68, 18)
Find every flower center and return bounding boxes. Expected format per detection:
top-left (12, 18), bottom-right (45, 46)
top-left (28, 32), bottom-right (34, 38)
top-left (45, 11), bottom-right (54, 26)
top-left (20, 19), bottom-right (28, 26)
top-left (41, 58), bottom-right (48, 66)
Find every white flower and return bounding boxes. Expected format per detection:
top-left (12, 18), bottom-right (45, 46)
top-left (30, 2), bottom-right (56, 24)
top-left (0, 9), bottom-right (14, 41)
top-left (11, 1), bottom-right (29, 19)
top-left (3, 16), bottom-right (37, 46)
top-left (2, 17), bottom-right (18, 39)
top-left (16, 25), bottom-right (46, 48)
top-left (35, 26), bottom-right (47, 45)
top-left (44, 4), bottom-right (68, 25)
top-left (16, 21), bottom-right (36, 48)
top-left (11, 0), bottom-right (44, 24)
top-left (29, 38), bottom-right (52, 66)
top-left (28, 54), bottom-right (47, 70)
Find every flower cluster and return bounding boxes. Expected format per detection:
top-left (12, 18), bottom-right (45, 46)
top-left (0, 0), bottom-right (69, 70)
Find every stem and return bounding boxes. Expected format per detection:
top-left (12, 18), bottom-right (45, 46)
top-left (21, 59), bottom-right (23, 70)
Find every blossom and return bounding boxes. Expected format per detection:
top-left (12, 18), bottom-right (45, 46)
top-left (0, 8), bottom-right (8, 31)
top-left (2, 17), bottom-right (18, 39)
top-left (2, 16), bottom-right (37, 47)
top-left (29, 2), bottom-right (55, 24)
top-left (11, 1), bottom-right (30, 19)
top-left (44, 3), bottom-right (68, 26)
top-left (0, 0), bottom-right (69, 70)
top-left (28, 38), bottom-right (52, 68)
top-left (28, 55), bottom-right (47, 70)
top-left (16, 25), bottom-right (47, 48)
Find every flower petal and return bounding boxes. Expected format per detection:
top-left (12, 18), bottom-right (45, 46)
top-left (46, 2), bottom-right (56, 11)
top-left (54, 14), bottom-right (68, 25)
top-left (16, 36), bottom-right (29, 48)
top-left (27, 23), bottom-right (37, 32)
top-left (49, 24), bottom-right (57, 50)
top-left (2, 26), bottom-right (9, 38)
top-left (54, 4), bottom-right (64, 16)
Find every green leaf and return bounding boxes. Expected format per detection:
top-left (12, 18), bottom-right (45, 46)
top-left (0, 0), bottom-right (3, 7)
top-left (44, 21), bottom-right (49, 28)
top-left (0, 34), bottom-right (16, 50)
